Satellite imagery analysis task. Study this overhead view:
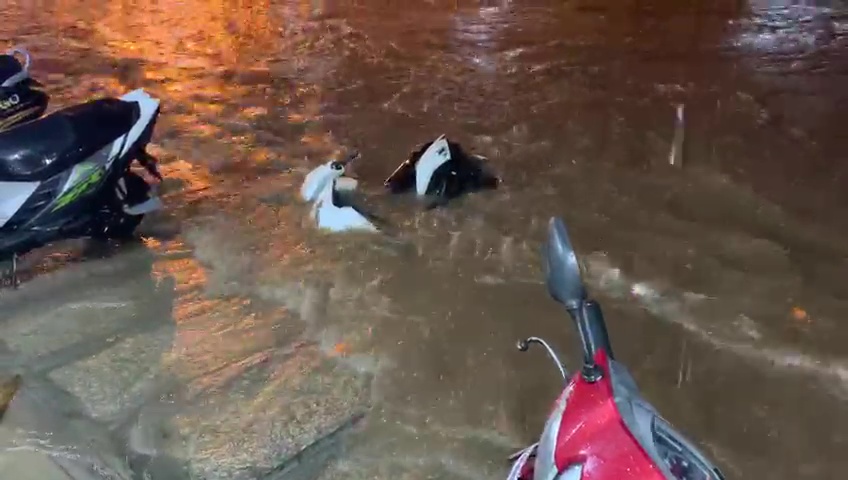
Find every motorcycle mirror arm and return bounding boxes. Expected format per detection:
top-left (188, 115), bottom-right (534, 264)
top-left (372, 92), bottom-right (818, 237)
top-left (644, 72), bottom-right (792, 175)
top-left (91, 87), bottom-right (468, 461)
top-left (564, 298), bottom-right (614, 383)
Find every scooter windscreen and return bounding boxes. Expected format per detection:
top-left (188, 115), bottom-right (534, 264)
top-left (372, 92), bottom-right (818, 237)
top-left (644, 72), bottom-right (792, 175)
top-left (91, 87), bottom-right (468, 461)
top-left (608, 361), bottom-right (725, 480)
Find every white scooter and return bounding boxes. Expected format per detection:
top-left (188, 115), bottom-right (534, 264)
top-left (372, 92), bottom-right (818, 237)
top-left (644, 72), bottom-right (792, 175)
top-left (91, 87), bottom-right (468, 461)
top-left (300, 152), bottom-right (378, 232)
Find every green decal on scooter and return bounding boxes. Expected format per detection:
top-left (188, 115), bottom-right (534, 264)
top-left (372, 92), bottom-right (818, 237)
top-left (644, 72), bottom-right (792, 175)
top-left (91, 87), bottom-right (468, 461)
top-left (51, 165), bottom-right (106, 212)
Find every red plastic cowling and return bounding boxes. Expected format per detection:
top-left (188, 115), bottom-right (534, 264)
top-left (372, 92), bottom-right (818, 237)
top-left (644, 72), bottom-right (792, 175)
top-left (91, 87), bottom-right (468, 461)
top-left (552, 350), bottom-right (665, 480)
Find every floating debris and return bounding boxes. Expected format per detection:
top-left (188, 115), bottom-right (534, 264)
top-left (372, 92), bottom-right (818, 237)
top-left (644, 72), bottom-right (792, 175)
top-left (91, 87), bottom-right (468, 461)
top-left (668, 103), bottom-right (685, 168)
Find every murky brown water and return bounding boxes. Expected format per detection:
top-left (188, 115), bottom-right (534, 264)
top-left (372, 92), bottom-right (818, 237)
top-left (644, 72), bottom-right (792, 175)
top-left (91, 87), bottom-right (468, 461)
top-left (1, 0), bottom-right (847, 479)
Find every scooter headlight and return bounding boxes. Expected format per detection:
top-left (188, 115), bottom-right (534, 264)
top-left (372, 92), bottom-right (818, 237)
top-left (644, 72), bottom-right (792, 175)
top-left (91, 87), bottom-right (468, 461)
top-left (652, 418), bottom-right (725, 480)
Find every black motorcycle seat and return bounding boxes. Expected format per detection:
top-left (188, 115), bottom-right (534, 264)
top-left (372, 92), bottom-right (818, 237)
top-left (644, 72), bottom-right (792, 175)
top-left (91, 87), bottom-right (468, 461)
top-left (0, 97), bottom-right (140, 182)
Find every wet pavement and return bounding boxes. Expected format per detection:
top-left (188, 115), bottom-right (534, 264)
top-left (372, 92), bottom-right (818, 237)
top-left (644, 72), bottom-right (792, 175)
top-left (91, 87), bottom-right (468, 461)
top-left (1, 0), bottom-right (848, 479)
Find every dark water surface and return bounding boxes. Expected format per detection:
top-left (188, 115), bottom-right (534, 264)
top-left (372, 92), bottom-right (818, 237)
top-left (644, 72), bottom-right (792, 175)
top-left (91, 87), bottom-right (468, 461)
top-left (1, 0), bottom-right (847, 479)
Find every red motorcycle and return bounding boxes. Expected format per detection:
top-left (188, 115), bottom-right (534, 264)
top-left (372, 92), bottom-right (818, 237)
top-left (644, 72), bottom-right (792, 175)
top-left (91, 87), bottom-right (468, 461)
top-left (508, 218), bottom-right (726, 480)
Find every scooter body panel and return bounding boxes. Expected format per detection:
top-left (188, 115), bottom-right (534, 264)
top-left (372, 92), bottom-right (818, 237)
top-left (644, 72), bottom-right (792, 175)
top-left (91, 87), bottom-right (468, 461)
top-left (545, 352), bottom-right (664, 480)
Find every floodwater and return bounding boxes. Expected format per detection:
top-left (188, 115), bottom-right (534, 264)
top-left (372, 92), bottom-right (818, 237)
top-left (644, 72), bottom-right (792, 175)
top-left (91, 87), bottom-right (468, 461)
top-left (1, 0), bottom-right (847, 479)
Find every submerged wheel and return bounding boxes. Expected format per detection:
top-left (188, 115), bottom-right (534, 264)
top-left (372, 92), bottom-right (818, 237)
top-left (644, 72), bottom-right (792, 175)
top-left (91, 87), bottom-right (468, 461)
top-left (99, 171), bottom-right (150, 239)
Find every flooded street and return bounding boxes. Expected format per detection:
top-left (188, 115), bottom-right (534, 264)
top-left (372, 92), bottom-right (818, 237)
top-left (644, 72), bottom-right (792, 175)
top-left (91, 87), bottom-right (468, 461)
top-left (1, 0), bottom-right (847, 478)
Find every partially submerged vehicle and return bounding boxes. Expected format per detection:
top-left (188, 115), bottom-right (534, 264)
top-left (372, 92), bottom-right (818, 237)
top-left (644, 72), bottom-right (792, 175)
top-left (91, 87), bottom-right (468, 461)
top-left (384, 134), bottom-right (499, 206)
top-left (0, 89), bottom-right (164, 286)
top-left (300, 151), bottom-right (378, 232)
top-left (0, 47), bottom-right (49, 131)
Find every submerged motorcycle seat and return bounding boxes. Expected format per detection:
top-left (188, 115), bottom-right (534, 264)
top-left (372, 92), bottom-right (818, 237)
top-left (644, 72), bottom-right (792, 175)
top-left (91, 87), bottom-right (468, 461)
top-left (0, 98), bottom-right (140, 182)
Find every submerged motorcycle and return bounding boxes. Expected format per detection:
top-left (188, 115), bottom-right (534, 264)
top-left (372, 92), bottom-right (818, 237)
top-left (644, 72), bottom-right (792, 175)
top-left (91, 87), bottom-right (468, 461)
top-left (0, 47), bottom-right (49, 131)
top-left (384, 134), bottom-right (499, 207)
top-left (0, 88), bottom-right (163, 285)
top-left (509, 218), bottom-right (726, 480)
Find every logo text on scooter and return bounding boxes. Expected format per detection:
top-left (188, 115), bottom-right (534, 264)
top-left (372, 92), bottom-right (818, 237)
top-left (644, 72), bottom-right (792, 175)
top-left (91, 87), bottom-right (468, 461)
top-left (0, 94), bottom-right (21, 110)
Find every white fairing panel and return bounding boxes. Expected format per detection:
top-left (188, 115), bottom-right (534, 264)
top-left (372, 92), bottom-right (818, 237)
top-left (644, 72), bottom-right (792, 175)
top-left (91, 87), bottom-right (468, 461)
top-left (301, 162), bottom-right (335, 202)
top-left (0, 181), bottom-right (38, 228)
top-left (300, 161), bottom-right (377, 232)
top-left (110, 89), bottom-right (160, 163)
top-left (534, 382), bottom-right (575, 480)
top-left (415, 134), bottom-right (451, 196)
top-left (311, 179), bottom-right (377, 232)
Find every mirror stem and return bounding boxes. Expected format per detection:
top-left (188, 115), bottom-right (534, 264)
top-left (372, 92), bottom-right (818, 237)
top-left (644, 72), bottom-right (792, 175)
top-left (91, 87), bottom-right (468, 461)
top-left (567, 300), bottom-right (612, 383)
top-left (583, 300), bottom-right (614, 360)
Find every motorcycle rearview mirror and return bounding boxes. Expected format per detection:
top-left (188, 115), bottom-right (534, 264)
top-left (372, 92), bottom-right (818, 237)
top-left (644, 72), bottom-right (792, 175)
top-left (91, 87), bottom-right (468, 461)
top-left (544, 217), bottom-right (586, 308)
top-left (544, 217), bottom-right (614, 383)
